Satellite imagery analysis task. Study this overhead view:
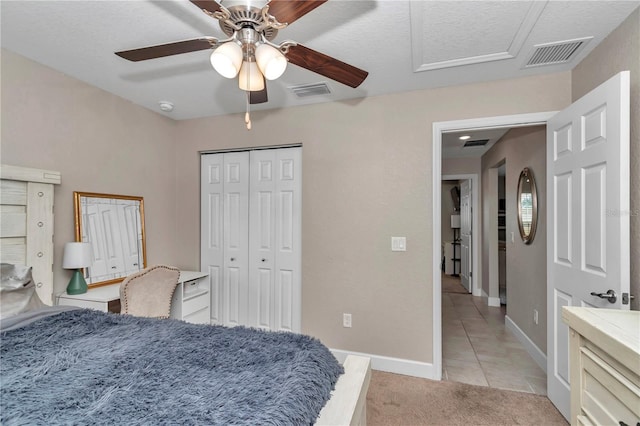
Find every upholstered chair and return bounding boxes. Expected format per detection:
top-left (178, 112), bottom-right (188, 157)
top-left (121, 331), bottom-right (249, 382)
top-left (119, 265), bottom-right (180, 319)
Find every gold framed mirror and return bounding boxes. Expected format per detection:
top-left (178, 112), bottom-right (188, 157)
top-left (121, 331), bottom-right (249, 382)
top-left (517, 168), bottom-right (537, 245)
top-left (74, 192), bottom-right (146, 288)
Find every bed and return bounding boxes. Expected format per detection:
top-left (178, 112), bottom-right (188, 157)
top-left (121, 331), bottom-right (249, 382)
top-left (0, 164), bottom-right (371, 425)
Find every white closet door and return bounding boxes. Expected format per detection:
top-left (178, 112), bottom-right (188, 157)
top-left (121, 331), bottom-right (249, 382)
top-left (223, 152), bottom-right (250, 326)
top-left (201, 152), bottom-right (250, 326)
top-left (249, 147), bottom-right (301, 332)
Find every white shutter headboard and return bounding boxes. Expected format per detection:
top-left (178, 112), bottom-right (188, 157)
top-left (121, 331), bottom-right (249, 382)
top-left (0, 164), bottom-right (61, 305)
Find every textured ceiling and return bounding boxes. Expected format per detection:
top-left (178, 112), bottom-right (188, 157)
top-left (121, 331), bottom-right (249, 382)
top-left (1, 0), bottom-right (638, 122)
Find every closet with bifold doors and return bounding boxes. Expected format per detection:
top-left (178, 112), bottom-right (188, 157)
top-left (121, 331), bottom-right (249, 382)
top-left (200, 147), bottom-right (301, 333)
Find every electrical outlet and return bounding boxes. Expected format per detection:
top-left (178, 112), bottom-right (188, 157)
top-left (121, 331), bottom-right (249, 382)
top-left (343, 313), bottom-right (352, 328)
top-left (533, 309), bottom-right (539, 325)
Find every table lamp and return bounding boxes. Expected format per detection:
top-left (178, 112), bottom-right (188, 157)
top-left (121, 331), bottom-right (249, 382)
top-left (63, 242), bottom-right (93, 295)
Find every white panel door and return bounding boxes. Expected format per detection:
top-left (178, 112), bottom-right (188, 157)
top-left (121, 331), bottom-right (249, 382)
top-left (459, 180), bottom-right (472, 293)
top-left (546, 71), bottom-right (630, 420)
top-left (223, 152), bottom-right (250, 326)
top-left (248, 147), bottom-right (301, 332)
top-left (201, 154), bottom-right (224, 324)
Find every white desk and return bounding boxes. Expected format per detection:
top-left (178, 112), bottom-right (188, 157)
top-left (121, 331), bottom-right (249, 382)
top-left (57, 270), bottom-right (210, 324)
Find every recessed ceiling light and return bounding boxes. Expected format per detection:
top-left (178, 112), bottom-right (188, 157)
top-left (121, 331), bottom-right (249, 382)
top-left (459, 135), bottom-right (471, 140)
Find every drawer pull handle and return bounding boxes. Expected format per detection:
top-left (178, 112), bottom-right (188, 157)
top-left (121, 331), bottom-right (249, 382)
top-left (590, 289), bottom-right (617, 304)
top-left (37, 252), bottom-right (43, 258)
top-left (38, 192), bottom-right (44, 197)
top-left (261, 258), bottom-right (267, 262)
top-left (37, 222), bottom-right (44, 227)
top-left (230, 257), bottom-right (236, 262)
top-left (36, 282), bottom-right (43, 288)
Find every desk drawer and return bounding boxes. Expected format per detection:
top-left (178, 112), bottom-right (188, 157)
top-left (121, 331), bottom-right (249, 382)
top-left (184, 307), bottom-right (210, 324)
top-left (580, 347), bottom-right (640, 425)
top-left (183, 292), bottom-right (209, 316)
top-left (183, 279), bottom-right (208, 298)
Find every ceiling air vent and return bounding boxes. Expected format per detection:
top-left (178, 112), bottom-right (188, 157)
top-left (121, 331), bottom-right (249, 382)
top-left (289, 82), bottom-right (331, 98)
top-left (463, 139), bottom-right (489, 148)
top-left (525, 37), bottom-right (591, 68)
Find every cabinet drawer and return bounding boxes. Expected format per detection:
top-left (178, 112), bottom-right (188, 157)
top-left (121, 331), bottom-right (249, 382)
top-left (184, 307), bottom-right (210, 324)
top-left (183, 293), bottom-right (209, 316)
top-left (580, 347), bottom-right (640, 425)
top-left (183, 279), bottom-right (208, 298)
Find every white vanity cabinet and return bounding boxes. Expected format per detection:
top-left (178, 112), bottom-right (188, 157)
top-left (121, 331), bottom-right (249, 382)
top-left (562, 307), bottom-right (640, 426)
top-left (170, 271), bottom-right (210, 324)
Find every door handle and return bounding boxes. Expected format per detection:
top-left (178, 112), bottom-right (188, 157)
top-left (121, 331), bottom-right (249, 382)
top-left (590, 289), bottom-right (617, 304)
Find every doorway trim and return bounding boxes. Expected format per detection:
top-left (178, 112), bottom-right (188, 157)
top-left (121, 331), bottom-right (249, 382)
top-left (432, 111), bottom-right (556, 380)
top-left (442, 175), bottom-right (480, 296)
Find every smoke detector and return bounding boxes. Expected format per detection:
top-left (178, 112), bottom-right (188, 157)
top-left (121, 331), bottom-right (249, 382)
top-left (158, 101), bottom-right (174, 112)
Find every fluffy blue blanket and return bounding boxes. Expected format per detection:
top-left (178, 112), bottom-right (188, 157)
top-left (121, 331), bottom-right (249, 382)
top-left (1, 309), bottom-right (343, 425)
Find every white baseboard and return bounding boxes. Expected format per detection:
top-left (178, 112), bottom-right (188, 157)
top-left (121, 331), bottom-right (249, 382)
top-left (472, 284), bottom-right (482, 297)
top-left (481, 289), bottom-right (501, 307)
top-left (505, 315), bottom-right (547, 373)
top-left (331, 348), bottom-right (437, 380)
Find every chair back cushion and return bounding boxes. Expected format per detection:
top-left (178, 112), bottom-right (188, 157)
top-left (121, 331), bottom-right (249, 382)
top-left (120, 265), bottom-right (180, 318)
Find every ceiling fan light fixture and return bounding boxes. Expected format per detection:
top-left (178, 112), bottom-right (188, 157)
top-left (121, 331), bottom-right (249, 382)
top-left (210, 41), bottom-right (243, 78)
top-left (255, 43), bottom-right (287, 80)
top-left (238, 60), bottom-right (265, 91)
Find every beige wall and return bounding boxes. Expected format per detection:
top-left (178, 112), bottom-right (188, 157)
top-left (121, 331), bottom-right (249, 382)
top-left (0, 49), bottom-right (179, 296)
top-left (481, 126), bottom-right (547, 351)
top-left (572, 6), bottom-right (640, 310)
top-left (173, 73), bottom-right (571, 363)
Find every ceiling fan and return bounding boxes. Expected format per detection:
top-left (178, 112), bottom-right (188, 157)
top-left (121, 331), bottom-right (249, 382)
top-left (115, 0), bottom-right (369, 128)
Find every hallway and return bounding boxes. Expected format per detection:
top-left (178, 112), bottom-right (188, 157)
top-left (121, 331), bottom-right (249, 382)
top-left (442, 283), bottom-right (547, 395)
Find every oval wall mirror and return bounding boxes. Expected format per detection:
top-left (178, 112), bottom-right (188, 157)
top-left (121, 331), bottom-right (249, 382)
top-left (74, 192), bottom-right (146, 287)
top-left (517, 168), bottom-right (538, 244)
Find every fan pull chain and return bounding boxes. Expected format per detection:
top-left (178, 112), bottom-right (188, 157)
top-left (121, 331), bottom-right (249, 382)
top-left (245, 92), bottom-right (252, 131)
top-left (244, 42), bottom-right (252, 131)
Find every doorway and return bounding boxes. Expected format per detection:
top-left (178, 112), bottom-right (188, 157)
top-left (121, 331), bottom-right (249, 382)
top-left (432, 112), bottom-right (555, 382)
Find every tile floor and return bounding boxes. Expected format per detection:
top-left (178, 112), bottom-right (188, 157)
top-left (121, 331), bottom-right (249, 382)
top-left (442, 285), bottom-right (547, 395)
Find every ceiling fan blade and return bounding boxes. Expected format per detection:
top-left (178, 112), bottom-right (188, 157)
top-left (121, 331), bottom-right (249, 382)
top-left (115, 38), bottom-right (216, 62)
top-left (286, 44), bottom-right (368, 88)
top-left (189, 0), bottom-right (223, 15)
top-left (267, 0), bottom-right (327, 25)
top-left (250, 78), bottom-right (268, 104)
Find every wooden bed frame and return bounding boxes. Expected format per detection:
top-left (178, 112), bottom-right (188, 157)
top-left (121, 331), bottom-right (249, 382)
top-left (317, 355), bottom-right (371, 425)
top-left (0, 164), bottom-right (371, 424)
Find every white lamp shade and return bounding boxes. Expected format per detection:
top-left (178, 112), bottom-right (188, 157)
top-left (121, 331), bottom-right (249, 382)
top-left (62, 242), bottom-right (93, 269)
top-left (238, 61), bottom-right (265, 91)
top-left (255, 44), bottom-right (287, 80)
top-left (450, 214), bottom-right (461, 229)
top-left (210, 42), bottom-right (243, 79)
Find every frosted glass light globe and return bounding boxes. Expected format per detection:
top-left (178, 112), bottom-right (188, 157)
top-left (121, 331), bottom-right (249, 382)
top-left (210, 42), bottom-right (243, 79)
top-left (255, 44), bottom-right (287, 80)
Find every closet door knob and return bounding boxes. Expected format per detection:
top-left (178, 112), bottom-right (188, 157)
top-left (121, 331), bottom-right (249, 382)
top-left (230, 257), bottom-right (236, 262)
top-left (261, 258), bottom-right (267, 262)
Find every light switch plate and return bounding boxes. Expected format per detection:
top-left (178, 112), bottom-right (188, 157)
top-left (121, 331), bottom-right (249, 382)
top-left (391, 237), bottom-right (406, 251)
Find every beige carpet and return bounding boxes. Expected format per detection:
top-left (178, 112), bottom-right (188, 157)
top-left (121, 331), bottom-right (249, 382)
top-left (367, 370), bottom-right (567, 425)
top-left (441, 273), bottom-right (468, 294)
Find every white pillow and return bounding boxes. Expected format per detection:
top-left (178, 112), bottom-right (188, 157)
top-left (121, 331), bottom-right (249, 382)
top-left (0, 264), bottom-right (45, 320)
